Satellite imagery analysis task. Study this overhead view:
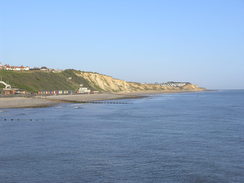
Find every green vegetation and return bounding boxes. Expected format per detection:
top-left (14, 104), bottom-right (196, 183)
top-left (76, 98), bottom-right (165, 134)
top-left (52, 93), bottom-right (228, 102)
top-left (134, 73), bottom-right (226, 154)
top-left (0, 69), bottom-right (101, 92)
top-left (0, 69), bottom-right (203, 93)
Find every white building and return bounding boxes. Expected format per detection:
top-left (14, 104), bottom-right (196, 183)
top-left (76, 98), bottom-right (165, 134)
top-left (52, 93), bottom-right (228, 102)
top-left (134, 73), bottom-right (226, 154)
top-left (77, 84), bottom-right (91, 94)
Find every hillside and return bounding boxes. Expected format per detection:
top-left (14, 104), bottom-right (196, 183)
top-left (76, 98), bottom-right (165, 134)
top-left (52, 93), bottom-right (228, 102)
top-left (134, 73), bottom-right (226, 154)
top-left (0, 70), bottom-right (96, 92)
top-left (0, 70), bottom-right (204, 93)
top-left (77, 72), bottom-right (204, 92)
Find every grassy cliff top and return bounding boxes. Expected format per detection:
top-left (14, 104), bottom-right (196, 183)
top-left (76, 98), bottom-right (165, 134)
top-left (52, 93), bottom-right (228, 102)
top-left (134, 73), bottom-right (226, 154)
top-left (0, 69), bottom-right (204, 93)
top-left (0, 69), bottom-right (100, 92)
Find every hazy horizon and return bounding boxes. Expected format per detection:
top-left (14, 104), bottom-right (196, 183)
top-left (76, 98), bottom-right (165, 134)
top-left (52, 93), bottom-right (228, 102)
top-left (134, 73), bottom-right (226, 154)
top-left (1, 0), bottom-right (244, 89)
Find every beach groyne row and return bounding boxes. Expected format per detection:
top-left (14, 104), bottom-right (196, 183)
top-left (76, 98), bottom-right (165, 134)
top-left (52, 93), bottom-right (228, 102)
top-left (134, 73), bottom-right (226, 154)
top-left (0, 118), bottom-right (45, 121)
top-left (66, 101), bottom-right (131, 104)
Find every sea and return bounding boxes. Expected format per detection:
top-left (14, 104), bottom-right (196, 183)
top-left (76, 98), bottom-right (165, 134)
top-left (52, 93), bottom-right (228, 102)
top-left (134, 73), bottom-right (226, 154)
top-left (0, 90), bottom-right (243, 183)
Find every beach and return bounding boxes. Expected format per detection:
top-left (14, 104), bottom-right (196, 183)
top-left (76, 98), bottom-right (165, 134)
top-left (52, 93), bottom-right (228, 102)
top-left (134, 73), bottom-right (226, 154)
top-left (0, 89), bottom-right (205, 109)
top-left (0, 97), bottom-right (59, 108)
top-left (0, 93), bottom-right (145, 108)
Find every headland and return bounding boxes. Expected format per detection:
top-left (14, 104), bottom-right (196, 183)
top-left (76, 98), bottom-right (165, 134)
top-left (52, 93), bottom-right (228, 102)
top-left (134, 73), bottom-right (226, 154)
top-left (0, 64), bottom-right (206, 108)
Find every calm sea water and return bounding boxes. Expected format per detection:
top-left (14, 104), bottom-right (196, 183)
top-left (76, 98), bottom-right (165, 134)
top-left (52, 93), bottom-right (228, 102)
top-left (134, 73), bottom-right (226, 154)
top-left (0, 90), bottom-right (243, 183)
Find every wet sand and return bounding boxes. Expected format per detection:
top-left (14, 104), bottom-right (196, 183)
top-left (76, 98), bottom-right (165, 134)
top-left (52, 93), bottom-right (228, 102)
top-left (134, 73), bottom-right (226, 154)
top-left (0, 93), bottom-right (145, 108)
top-left (46, 93), bottom-right (145, 103)
top-left (0, 89), bottom-right (205, 108)
top-left (0, 97), bottom-right (59, 109)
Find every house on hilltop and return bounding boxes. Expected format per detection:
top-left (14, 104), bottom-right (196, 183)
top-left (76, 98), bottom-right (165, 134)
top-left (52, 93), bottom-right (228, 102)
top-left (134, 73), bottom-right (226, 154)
top-left (0, 64), bottom-right (30, 71)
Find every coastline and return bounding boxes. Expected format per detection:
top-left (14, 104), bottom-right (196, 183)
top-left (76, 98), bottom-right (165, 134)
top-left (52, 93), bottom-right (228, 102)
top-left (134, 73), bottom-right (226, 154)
top-left (0, 93), bottom-right (145, 109)
top-left (45, 93), bottom-right (146, 103)
top-left (0, 97), bottom-right (59, 109)
top-left (0, 89), bottom-right (206, 109)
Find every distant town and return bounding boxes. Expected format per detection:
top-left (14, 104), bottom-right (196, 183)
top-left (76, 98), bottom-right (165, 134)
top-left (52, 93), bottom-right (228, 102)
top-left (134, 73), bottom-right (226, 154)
top-left (0, 63), bottom-right (61, 72)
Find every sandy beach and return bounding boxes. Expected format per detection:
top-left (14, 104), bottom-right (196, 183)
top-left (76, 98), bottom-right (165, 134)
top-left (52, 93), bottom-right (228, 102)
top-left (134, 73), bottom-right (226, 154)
top-left (45, 93), bottom-right (145, 102)
top-left (0, 89), bottom-right (205, 109)
top-left (0, 93), bottom-right (145, 108)
top-left (0, 97), bottom-right (59, 109)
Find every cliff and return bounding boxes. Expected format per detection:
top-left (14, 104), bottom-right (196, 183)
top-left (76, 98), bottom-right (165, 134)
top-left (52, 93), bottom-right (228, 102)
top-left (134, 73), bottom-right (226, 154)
top-left (77, 71), bottom-right (204, 92)
top-left (0, 69), bottom-right (204, 93)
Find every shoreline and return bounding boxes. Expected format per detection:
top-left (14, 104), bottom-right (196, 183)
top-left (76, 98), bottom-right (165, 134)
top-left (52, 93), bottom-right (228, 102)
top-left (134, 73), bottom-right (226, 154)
top-left (0, 89), bottom-right (207, 109)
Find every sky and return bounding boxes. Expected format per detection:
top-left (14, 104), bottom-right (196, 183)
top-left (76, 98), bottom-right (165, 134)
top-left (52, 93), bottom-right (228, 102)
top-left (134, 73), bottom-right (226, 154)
top-left (0, 0), bottom-right (244, 89)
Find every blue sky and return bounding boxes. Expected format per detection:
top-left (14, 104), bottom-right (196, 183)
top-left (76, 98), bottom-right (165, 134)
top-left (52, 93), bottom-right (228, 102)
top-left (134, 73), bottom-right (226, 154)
top-left (0, 0), bottom-right (244, 89)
